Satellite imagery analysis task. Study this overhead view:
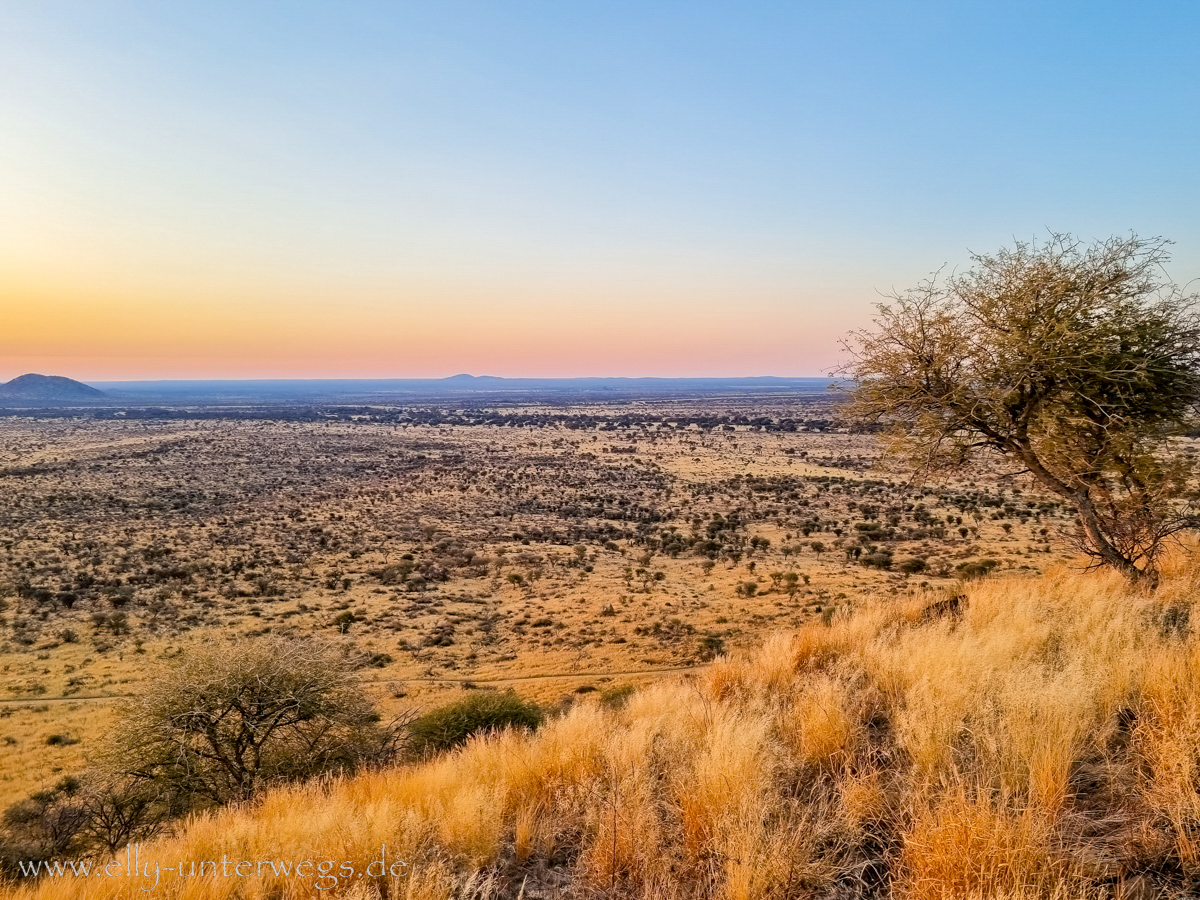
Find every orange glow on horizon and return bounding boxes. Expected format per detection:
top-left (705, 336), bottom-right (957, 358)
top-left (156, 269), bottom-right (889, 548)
top-left (1, 263), bottom-right (855, 381)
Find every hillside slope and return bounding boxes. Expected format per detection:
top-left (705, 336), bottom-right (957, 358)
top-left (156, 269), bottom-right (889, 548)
top-left (8, 558), bottom-right (1200, 899)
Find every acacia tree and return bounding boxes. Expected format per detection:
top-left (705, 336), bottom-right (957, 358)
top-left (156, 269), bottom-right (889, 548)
top-left (840, 233), bottom-right (1200, 588)
top-left (109, 636), bottom-right (404, 808)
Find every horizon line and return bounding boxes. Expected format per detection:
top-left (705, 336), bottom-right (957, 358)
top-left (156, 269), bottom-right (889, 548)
top-left (83, 374), bottom-right (832, 383)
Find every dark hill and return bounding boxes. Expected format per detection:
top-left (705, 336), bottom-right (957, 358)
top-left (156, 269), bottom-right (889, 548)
top-left (0, 374), bottom-right (106, 402)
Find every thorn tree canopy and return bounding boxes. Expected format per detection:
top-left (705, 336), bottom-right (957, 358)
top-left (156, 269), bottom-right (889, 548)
top-left (839, 233), bottom-right (1200, 588)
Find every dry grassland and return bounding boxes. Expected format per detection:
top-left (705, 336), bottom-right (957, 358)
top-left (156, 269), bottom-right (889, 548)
top-left (6, 556), bottom-right (1200, 898)
top-left (1, 399), bottom-right (1076, 806)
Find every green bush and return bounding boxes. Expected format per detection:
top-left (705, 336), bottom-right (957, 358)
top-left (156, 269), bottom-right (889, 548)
top-left (698, 633), bottom-right (726, 660)
top-left (599, 684), bottom-right (637, 709)
top-left (407, 691), bottom-right (543, 756)
top-left (860, 551), bottom-right (894, 570)
top-left (956, 558), bottom-right (1000, 580)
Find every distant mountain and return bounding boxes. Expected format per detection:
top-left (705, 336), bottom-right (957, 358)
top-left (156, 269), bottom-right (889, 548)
top-left (0, 374), bottom-right (106, 402)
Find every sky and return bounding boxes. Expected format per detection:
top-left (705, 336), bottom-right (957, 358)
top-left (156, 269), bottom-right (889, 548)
top-left (1, 1), bottom-right (1198, 380)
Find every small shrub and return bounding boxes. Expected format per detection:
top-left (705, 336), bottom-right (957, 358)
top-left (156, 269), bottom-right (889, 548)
top-left (599, 684), bottom-right (637, 709)
top-left (407, 691), bottom-right (543, 756)
top-left (956, 558), bottom-right (1000, 580)
top-left (860, 551), bottom-right (894, 570)
top-left (698, 633), bottom-right (726, 660)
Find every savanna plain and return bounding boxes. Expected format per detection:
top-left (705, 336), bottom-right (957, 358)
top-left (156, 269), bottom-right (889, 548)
top-left (1, 393), bottom-right (1195, 899)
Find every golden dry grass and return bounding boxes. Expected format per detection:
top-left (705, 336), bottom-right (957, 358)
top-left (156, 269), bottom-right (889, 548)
top-left (13, 553), bottom-right (1200, 898)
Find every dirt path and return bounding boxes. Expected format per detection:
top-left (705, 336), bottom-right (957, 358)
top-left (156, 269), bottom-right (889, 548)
top-left (395, 663), bottom-right (709, 685)
top-left (0, 664), bottom-right (711, 705)
top-left (0, 694), bottom-right (124, 705)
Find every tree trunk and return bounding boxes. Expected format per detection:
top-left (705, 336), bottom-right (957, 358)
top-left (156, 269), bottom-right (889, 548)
top-left (1071, 488), bottom-right (1159, 589)
top-left (1013, 444), bottom-right (1159, 588)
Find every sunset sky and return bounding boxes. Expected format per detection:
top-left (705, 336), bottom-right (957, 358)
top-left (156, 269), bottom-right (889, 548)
top-left (2, 1), bottom-right (1198, 380)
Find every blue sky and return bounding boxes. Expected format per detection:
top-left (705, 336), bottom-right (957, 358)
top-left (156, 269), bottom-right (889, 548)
top-left (1, 1), bottom-right (1197, 378)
